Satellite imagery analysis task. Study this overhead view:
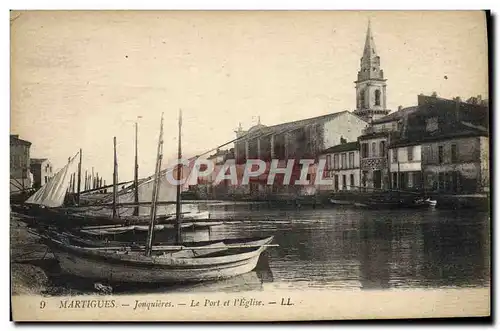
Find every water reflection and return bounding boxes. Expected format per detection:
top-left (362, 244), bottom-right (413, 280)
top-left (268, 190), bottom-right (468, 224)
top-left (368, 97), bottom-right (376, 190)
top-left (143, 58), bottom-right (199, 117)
top-left (208, 206), bottom-right (490, 291)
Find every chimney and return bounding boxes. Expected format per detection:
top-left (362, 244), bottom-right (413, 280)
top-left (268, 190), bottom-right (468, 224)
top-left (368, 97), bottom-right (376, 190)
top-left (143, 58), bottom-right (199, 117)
top-left (398, 105), bottom-right (403, 111)
top-left (455, 96), bottom-right (461, 123)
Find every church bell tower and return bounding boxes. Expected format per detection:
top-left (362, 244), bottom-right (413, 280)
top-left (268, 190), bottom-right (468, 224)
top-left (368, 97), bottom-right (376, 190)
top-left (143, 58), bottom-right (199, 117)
top-left (353, 20), bottom-right (389, 122)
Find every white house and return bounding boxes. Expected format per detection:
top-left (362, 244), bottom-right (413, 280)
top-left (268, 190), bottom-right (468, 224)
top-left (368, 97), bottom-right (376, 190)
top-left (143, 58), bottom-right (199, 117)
top-left (318, 141), bottom-right (360, 192)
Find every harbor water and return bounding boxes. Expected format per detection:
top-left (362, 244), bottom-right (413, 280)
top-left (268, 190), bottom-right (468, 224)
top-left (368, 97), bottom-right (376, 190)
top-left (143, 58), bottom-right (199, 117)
top-left (30, 204), bottom-right (490, 294)
top-left (202, 205), bottom-right (490, 292)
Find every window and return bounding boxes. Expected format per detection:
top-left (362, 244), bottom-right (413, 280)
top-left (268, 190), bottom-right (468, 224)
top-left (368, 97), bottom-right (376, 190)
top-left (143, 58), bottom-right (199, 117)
top-left (426, 117), bottom-right (438, 132)
top-left (438, 172), bottom-right (445, 191)
top-left (44, 176), bottom-right (48, 184)
top-left (342, 175), bottom-right (347, 190)
top-left (380, 141), bottom-right (386, 157)
top-left (334, 175), bottom-right (339, 191)
top-left (362, 171), bottom-right (368, 188)
top-left (341, 153), bottom-right (347, 169)
top-left (371, 142), bottom-right (376, 157)
top-left (361, 143), bottom-right (369, 158)
top-left (348, 152), bottom-right (354, 168)
top-left (350, 174), bottom-right (355, 189)
top-left (392, 149), bottom-right (398, 163)
top-left (392, 172), bottom-right (398, 189)
top-left (375, 90), bottom-right (381, 106)
top-left (408, 146), bottom-right (414, 161)
top-left (364, 90), bottom-right (369, 108)
top-left (333, 154), bottom-right (339, 169)
top-left (438, 145), bottom-right (444, 164)
top-left (451, 144), bottom-right (457, 163)
top-left (326, 155), bottom-right (332, 170)
top-left (359, 88), bottom-right (366, 109)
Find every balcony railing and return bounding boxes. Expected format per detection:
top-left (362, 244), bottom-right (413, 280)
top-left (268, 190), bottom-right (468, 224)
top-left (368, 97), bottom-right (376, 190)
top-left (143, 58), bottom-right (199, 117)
top-left (362, 126), bottom-right (394, 135)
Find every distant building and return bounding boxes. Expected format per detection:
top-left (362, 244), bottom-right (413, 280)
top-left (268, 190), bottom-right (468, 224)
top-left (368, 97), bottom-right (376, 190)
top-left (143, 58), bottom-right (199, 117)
top-left (403, 94), bottom-right (489, 194)
top-left (10, 134), bottom-right (32, 192)
top-left (358, 106), bottom-right (418, 190)
top-left (30, 158), bottom-right (54, 189)
top-left (318, 141), bottom-right (360, 192)
top-left (231, 111), bottom-right (367, 197)
top-left (388, 142), bottom-right (423, 191)
top-left (234, 112), bottom-right (367, 165)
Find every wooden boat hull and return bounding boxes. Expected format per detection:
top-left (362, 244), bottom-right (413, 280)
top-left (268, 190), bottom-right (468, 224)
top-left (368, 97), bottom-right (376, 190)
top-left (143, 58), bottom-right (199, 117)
top-left (44, 236), bottom-right (274, 283)
top-left (329, 199), bottom-right (354, 205)
top-left (53, 250), bottom-right (260, 283)
top-left (12, 204), bottom-right (211, 229)
top-left (354, 200), bottom-right (429, 209)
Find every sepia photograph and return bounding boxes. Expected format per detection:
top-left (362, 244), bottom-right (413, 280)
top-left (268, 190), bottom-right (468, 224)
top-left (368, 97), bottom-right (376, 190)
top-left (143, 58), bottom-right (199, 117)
top-left (9, 10), bottom-right (490, 321)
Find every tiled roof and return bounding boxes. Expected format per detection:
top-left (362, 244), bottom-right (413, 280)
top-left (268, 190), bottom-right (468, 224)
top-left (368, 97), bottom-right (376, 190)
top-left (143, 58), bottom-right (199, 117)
top-left (390, 121), bottom-right (488, 147)
top-left (358, 131), bottom-right (390, 140)
top-left (321, 141), bottom-right (359, 154)
top-left (10, 135), bottom-right (31, 146)
top-left (243, 111), bottom-right (355, 140)
top-left (371, 106), bottom-right (418, 124)
top-left (30, 158), bottom-right (48, 164)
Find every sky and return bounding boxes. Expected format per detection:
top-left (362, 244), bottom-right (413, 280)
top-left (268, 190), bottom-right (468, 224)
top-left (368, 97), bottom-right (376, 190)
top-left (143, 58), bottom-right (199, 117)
top-left (10, 10), bottom-right (488, 183)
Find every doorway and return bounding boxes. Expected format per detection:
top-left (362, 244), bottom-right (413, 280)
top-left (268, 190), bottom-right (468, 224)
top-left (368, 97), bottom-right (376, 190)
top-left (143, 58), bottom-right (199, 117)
top-left (373, 170), bottom-right (382, 189)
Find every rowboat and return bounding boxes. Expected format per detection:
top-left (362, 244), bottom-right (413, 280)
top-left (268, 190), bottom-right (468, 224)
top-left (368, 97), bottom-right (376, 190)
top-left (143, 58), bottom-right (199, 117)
top-left (329, 198), bottom-right (354, 206)
top-left (42, 234), bottom-right (275, 283)
top-left (424, 198), bottom-right (437, 206)
top-left (353, 198), bottom-right (429, 209)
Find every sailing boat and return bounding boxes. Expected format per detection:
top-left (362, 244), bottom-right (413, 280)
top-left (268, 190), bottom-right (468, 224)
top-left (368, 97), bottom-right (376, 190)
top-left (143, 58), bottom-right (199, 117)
top-left (40, 111), bottom-right (276, 284)
top-left (10, 152), bottom-right (81, 220)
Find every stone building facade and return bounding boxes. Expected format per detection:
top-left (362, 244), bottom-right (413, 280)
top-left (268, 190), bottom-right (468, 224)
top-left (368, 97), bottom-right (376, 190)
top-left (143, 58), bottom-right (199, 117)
top-left (234, 111), bottom-right (367, 164)
top-left (388, 144), bottom-right (422, 190)
top-left (403, 94), bottom-right (489, 194)
top-left (422, 136), bottom-right (488, 193)
top-left (10, 134), bottom-right (32, 192)
top-left (30, 158), bottom-right (54, 189)
top-left (229, 111), bottom-right (367, 199)
top-left (318, 141), bottom-right (360, 192)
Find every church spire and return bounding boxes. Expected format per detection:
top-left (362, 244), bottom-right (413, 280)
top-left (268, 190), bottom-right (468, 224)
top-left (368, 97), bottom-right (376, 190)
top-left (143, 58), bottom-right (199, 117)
top-left (363, 19), bottom-right (377, 60)
top-left (357, 20), bottom-right (383, 82)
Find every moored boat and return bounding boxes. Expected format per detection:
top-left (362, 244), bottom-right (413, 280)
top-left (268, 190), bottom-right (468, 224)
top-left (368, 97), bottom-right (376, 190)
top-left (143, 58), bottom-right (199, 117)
top-left (42, 234), bottom-right (274, 283)
top-left (329, 198), bottom-right (354, 206)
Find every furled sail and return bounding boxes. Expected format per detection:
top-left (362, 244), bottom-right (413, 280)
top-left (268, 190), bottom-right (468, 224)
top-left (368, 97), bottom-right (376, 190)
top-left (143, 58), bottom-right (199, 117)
top-left (25, 153), bottom-right (80, 208)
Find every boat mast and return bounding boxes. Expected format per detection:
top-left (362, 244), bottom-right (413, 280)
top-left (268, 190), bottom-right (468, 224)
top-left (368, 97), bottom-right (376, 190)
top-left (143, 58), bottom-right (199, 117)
top-left (112, 137), bottom-right (118, 218)
top-left (145, 113), bottom-right (164, 256)
top-left (133, 121), bottom-right (139, 216)
top-left (175, 109), bottom-right (183, 244)
top-left (76, 149), bottom-right (82, 204)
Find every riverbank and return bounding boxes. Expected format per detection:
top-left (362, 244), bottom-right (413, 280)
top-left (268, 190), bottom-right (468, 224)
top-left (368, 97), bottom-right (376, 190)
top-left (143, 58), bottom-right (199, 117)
top-left (10, 214), bottom-right (98, 296)
top-left (10, 213), bottom-right (53, 295)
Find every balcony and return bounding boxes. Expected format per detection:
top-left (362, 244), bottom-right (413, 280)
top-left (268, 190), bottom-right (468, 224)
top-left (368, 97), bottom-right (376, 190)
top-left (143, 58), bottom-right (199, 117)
top-left (360, 157), bottom-right (387, 170)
